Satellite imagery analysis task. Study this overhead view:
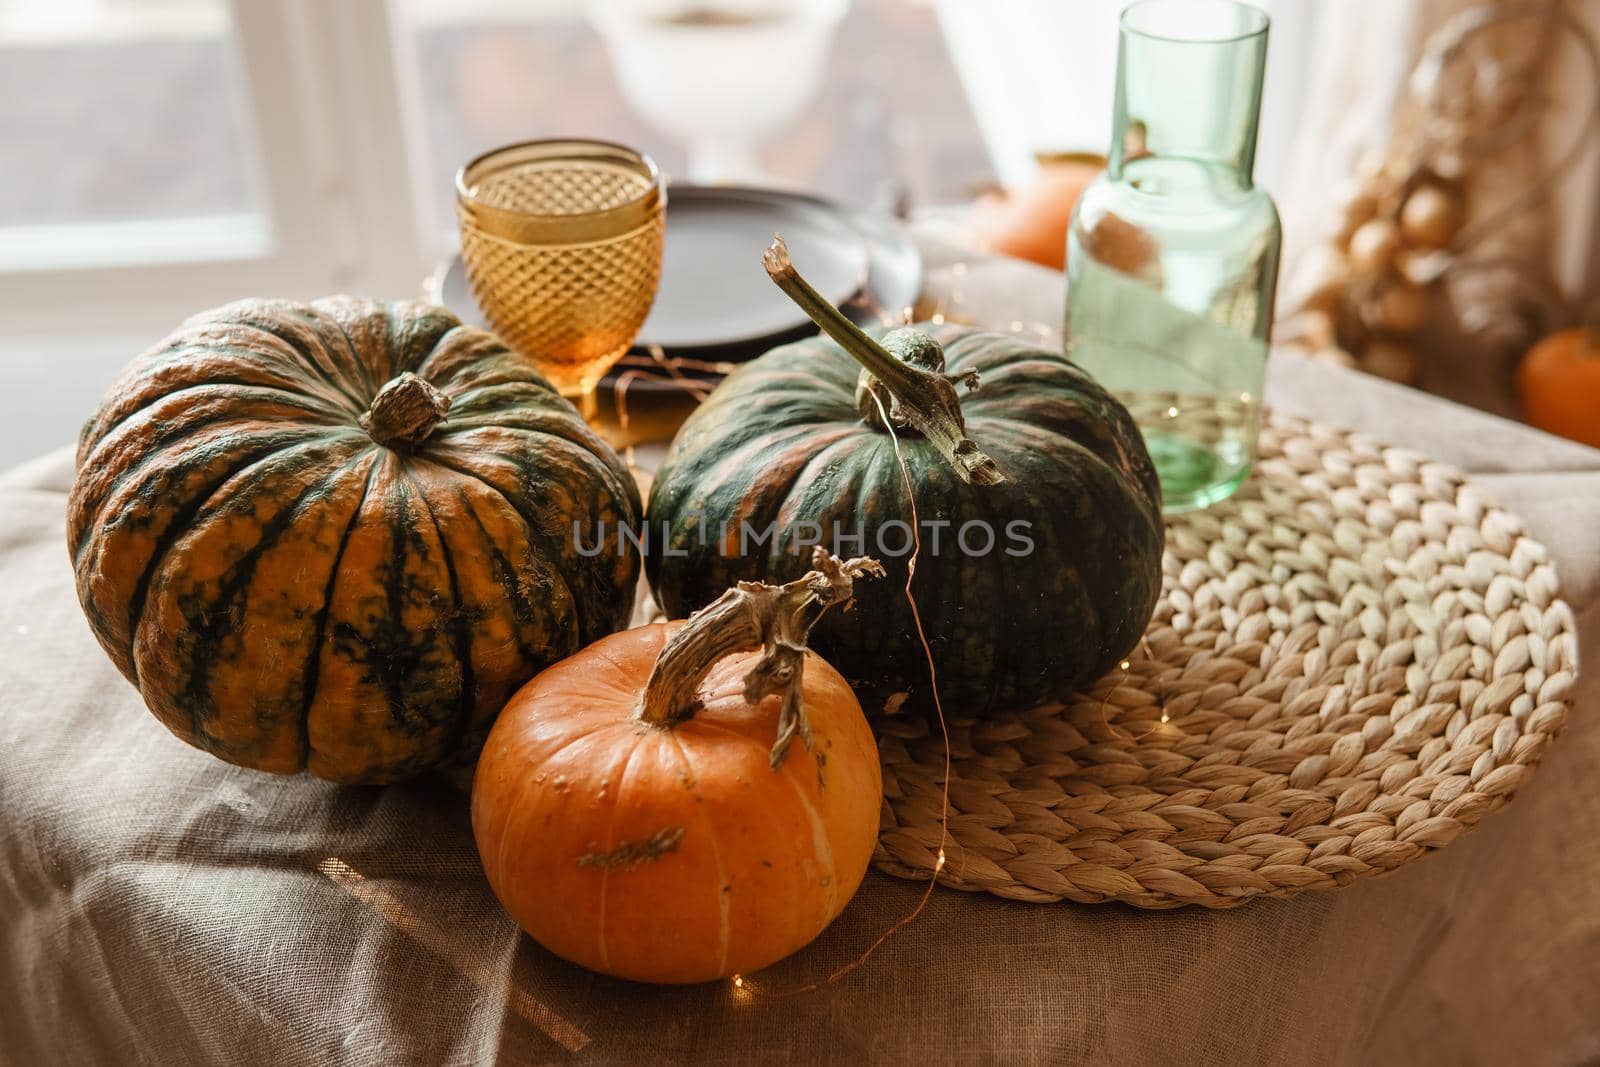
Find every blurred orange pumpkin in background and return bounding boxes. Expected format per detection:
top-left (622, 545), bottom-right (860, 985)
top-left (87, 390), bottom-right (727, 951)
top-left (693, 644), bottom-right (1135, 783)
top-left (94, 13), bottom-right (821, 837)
top-left (968, 155), bottom-right (1103, 271)
top-left (1517, 326), bottom-right (1600, 448)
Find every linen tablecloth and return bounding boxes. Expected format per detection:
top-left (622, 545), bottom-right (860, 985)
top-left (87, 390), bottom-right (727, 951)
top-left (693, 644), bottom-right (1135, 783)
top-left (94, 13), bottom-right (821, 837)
top-left (3, 247), bottom-right (1598, 1066)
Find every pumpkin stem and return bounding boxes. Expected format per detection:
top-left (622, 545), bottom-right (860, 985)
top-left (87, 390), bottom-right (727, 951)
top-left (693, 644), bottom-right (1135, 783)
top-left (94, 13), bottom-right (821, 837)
top-left (640, 547), bottom-right (884, 768)
top-left (763, 236), bottom-right (1006, 485)
top-left (359, 372), bottom-right (452, 448)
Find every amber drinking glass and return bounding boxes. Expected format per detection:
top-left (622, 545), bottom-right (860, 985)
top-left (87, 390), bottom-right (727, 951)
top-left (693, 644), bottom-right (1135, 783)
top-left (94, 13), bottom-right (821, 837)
top-left (455, 139), bottom-right (666, 417)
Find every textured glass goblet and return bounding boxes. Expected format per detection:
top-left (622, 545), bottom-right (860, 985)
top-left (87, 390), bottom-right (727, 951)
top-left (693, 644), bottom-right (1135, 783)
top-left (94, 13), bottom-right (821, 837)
top-left (456, 139), bottom-right (665, 418)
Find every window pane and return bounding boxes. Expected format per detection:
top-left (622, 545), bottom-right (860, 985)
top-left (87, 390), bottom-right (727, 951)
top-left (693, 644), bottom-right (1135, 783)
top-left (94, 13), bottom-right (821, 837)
top-left (0, 0), bottom-right (263, 230)
top-left (400, 0), bottom-right (990, 247)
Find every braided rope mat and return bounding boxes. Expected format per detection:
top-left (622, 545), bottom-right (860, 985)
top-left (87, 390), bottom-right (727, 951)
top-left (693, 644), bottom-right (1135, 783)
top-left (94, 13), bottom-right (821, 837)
top-left (871, 413), bottom-right (1579, 908)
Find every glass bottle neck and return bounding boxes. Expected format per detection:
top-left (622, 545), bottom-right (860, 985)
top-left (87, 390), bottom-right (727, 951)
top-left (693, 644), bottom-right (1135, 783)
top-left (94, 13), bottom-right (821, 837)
top-left (1108, 0), bottom-right (1270, 185)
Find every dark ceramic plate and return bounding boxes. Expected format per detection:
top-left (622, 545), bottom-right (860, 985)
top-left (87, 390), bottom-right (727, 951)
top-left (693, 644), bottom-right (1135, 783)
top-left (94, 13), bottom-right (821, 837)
top-left (431, 183), bottom-right (922, 378)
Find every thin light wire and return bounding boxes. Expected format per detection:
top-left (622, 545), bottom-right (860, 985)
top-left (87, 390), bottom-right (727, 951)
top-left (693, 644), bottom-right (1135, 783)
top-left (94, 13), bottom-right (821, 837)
top-left (739, 385), bottom-right (954, 1000)
top-left (1092, 635), bottom-right (1173, 744)
top-left (611, 275), bottom-right (1060, 998)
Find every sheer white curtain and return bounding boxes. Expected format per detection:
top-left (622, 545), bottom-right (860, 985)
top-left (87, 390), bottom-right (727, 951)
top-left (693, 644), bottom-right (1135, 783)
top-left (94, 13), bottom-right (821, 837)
top-left (935, 0), bottom-right (1598, 319)
top-left (933, 0), bottom-right (1316, 198)
top-left (1281, 0), bottom-right (1598, 302)
top-left (1281, 0), bottom-right (1598, 415)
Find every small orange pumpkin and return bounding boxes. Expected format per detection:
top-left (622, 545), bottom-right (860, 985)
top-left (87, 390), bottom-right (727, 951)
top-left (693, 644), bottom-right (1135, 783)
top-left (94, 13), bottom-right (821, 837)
top-left (1517, 326), bottom-right (1600, 448)
top-left (472, 550), bottom-right (884, 984)
top-left (968, 156), bottom-right (1101, 271)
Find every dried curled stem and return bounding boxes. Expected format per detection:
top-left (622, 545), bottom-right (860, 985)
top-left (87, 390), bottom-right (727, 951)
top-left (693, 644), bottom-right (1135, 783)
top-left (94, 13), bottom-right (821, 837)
top-left (640, 547), bottom-right (884, 768)
top-left (359, 372), bottom-right (451, 448)
top-left (763, 235), bottom-right (1005, 486)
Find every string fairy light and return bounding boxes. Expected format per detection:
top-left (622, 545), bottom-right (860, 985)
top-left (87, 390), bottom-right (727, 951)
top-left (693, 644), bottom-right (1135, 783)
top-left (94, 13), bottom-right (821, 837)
top-left (732, 386), bottom-right (954, 1003)
top-left (606, 269), bottom-right (963, 1002)
top-left (606, 255), bottom-right (1176, 1000)
top-left (1093, 635), bottom-right (1177, 743)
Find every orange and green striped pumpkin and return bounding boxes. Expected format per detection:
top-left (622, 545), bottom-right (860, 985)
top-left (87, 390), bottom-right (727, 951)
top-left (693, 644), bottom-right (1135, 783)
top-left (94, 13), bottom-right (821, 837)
top-left (68, 297), bottom-right (641, 783)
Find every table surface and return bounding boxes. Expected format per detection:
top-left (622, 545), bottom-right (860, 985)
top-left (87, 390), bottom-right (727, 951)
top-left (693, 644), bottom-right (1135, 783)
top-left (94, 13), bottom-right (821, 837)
top-left (3, 243), bottom-right (1598, 1066)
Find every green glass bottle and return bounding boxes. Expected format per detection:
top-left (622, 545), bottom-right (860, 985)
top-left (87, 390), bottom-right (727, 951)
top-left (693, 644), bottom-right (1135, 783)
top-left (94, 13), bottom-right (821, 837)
top-left (1066, 0), bottom-right (1280, 513)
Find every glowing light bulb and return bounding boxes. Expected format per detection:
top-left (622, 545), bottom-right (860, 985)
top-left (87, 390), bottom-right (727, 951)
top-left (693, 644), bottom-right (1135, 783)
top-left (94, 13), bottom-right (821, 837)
top-left (1166, 406), bottom-right (1179, 418)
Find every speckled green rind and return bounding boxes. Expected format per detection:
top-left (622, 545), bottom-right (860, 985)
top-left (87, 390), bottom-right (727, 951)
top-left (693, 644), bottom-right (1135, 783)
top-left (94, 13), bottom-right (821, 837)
top-left (646, 324), bottom-right (1164, 716)
top-left (68, 297), bottom-right (642, 783)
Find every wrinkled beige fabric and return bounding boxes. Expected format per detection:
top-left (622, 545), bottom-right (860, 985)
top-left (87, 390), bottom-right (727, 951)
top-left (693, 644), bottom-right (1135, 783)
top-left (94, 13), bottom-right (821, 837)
top-left (3, 249), bottom-right (1597, 1065)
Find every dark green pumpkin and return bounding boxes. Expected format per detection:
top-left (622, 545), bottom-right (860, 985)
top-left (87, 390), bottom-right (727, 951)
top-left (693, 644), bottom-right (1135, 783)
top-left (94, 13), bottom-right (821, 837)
top-left (646, 253), bottom-right (1164, 716)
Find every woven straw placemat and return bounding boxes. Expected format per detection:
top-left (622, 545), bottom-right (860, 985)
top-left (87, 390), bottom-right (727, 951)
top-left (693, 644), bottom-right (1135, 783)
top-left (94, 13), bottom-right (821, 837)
top-left (872, 412), bottom-right (1578, 908)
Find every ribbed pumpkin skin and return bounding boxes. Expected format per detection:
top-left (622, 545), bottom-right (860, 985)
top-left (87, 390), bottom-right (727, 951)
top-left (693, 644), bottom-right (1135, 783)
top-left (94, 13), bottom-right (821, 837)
top-left (68, 297), bottom-right (641, 783)
top-left (647, 324), bottom-right (1164, 715)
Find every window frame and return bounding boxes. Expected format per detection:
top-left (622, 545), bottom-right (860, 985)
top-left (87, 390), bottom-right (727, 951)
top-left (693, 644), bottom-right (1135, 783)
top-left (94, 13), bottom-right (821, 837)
top-left (0, 0), bottom-right (432, 337)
